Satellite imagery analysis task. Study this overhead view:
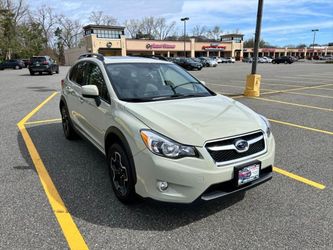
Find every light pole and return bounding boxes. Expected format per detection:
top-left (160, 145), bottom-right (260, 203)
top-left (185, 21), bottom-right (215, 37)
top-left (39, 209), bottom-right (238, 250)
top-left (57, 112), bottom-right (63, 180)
top-left (181, 17), bottom-right (189, 57)
top-left (311, 29), bottom-right (319, 59)
top-left (244, 0), bottom-right (264, 97)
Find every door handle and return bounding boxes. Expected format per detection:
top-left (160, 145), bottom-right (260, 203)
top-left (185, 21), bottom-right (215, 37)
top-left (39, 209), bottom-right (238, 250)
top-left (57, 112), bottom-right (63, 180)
top-left (66, 86), bottom-right (74, 93)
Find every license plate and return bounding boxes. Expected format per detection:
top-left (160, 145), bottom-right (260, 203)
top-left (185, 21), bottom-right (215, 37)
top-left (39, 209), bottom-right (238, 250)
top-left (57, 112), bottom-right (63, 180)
top-left (36, 63), bottom-right (40, 66)
top-left (236, 163), bottom-right (260, 186)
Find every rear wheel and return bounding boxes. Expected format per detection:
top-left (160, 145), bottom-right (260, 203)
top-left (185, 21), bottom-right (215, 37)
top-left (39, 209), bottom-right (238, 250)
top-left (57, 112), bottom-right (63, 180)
top-left (29, 71), bottom-right (34, 75)
top-left (108, 143), bottom-right (138, 204)
top-left (56, 67), bottom-right (59, 74)
top-left (49, 70), bottom-right (53, 75)
top-left (60, 104), bottom-right (78, 140)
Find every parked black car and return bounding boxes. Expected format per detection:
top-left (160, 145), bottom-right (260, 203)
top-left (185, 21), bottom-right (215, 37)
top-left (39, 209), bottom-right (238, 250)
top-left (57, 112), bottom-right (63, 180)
top-left (0, 59), bottom-right (25, 70)
top-left (29, 56), bottom-right (59, 75)
top-left (172, 57), bottom-right (203, 70)
top-left (22, 59), bottom-right (31, 68)
top-left (272, 56), bottom-right (294, 64)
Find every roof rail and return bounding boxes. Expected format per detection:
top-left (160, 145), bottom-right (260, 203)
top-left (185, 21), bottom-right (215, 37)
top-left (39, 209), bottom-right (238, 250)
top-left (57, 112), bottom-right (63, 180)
top-left (78, 53), bottom-right (104, 61)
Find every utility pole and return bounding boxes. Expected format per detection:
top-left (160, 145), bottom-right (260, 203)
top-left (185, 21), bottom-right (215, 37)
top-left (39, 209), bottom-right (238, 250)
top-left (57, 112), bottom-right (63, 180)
top-left (180, 17), bottom-right (189, 57)
top-left (311, 29), bottom-right (319, 59)
top-left (244, 0), bottom-right (264, 97)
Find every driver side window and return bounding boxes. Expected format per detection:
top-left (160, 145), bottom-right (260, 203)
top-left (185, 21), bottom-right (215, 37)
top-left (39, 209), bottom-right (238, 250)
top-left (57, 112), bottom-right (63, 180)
top-left (86, 63), bottom-right (110, 103)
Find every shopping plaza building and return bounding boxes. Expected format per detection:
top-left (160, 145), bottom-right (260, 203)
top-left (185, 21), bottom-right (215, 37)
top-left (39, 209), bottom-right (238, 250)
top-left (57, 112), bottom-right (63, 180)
top-left (64, 25), bottom-right (333, 65)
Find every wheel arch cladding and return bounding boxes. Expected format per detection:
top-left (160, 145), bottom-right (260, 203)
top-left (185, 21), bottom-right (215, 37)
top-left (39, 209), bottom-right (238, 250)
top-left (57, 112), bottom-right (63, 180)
top-left (105, 126), bottom-right (137, 184)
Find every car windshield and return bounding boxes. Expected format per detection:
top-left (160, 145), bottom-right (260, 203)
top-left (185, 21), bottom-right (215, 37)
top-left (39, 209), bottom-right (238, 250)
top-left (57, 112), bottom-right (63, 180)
top-left (105, 63), bottom-right (214, 102)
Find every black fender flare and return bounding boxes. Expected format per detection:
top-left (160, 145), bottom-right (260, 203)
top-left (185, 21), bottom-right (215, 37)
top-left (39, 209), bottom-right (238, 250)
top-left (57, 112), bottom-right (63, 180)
top-left (105, 126), bottom-right (137, 184)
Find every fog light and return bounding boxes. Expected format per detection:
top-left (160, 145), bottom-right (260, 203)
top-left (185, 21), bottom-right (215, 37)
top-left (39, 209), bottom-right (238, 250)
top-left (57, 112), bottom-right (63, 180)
top-left (157, 181), bottom-right (168, 192)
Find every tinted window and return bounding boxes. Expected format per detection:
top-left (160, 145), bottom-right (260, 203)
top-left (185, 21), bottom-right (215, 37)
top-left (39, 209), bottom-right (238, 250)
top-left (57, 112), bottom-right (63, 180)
top-left (69, 62), bottom-right (87, 86)
top-left (106, 63), bottom-right (213, 101)
top-left (86, 63), bottom-right (110, 103)
top-left (31, 57), bottom-right (46, 62)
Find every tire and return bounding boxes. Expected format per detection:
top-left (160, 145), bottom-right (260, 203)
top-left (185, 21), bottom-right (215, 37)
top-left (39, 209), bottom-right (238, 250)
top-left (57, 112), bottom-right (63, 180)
top-left (56, 67), bottom-right (59, 74)
top-left (29, 71), bottom-right (34, 75)
top-left (108, 143), bottom-right (138, 204)
top-left (39, 72), bottom-right (42, 75)
top-left (49, 70), bottom-right (53, 75)
top-left (60, 104), bottom-right (78, 140)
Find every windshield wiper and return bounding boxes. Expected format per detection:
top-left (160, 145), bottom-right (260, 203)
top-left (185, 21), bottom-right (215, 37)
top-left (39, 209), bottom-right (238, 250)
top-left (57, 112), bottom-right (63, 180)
top-left (121, 97), bottom-right (155, 102)
top-left (173, 81), bottom-right (202, 90)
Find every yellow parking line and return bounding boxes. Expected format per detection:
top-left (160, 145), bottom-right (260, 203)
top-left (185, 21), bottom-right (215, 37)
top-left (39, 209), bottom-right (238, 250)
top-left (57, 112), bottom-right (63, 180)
top-left (314, 87), bottom-right (333, 91)
top-left (273, 167), bottom-right (325, 190)
top-left (17, 92), bottom-right (88, 250)
top-left (253, 97), bottom-right (333, 112)
top-left (283, 92), bottom-right (333, 99)
top-left (268, 118), bottom-right (333, 136)
top-left (260, 83), bottom-right (333, 95)
top-left (25, 118), bottom-right (62, 125)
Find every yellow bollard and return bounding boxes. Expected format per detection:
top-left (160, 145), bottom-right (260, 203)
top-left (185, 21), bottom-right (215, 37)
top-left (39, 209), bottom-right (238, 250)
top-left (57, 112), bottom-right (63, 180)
top-left (244, 74), bottom-right (261, 96)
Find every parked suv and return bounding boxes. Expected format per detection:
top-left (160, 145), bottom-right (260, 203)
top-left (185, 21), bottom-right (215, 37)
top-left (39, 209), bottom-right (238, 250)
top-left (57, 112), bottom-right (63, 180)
top-left (172, 57), bottom-right (203, 70)
top-left (272, 56), bottom-right (294, 64)
top-left (0, 59), bottom-right (25, 70)
top-left (60, 54), bottom-right (275, 204)
top-left (29, 56), bottom-right (59, 75)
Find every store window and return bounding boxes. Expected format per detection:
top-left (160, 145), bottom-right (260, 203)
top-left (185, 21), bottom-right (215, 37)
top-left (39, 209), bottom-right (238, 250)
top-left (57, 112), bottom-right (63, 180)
top-left (94, 29), bottom-right (124, 39)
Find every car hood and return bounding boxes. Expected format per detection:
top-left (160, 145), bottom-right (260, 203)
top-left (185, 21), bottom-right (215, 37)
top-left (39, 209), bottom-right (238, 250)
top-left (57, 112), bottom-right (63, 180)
top-left (125, 95), bottom-right (264, 146)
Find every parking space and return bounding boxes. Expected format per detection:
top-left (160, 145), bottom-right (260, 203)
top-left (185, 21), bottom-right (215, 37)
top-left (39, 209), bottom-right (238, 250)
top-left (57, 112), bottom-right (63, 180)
top-left (2, 62), bottom-right (333, 249)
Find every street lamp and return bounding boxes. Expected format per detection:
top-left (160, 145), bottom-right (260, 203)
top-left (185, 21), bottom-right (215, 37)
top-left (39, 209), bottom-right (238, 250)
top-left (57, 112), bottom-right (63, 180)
top-left (311, 29), bottom-right (319, 58)
top-left (180, 17), bottom-right (189, 57)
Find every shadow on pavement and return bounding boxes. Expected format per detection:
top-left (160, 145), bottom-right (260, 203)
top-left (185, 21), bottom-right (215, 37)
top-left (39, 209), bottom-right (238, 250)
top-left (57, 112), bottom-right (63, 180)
top-left (26, 86), bottom-right (58, 92)
top-left (18, 123), bottom-right (245, 231)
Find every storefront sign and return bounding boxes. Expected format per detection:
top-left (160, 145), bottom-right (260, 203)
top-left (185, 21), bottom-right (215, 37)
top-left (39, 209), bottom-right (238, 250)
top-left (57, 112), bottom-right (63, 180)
top-left (146, 43), bottom-right (176, 49)
top-left (202, 45), bottom-right (226, 51)
top-left (262, 48), bottom-right (275, 52)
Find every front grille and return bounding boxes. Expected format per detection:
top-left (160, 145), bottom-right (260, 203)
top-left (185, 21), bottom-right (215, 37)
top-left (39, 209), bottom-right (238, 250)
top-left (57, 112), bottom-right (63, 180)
top-left (206, 131), bottom-right (266, 165)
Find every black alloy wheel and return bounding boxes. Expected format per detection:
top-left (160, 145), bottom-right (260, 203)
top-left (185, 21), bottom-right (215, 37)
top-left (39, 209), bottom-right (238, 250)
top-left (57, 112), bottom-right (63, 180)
top-left (60, 105), bottom-right (77, 140)
top-left (108, 143), bottom-right (138, 204)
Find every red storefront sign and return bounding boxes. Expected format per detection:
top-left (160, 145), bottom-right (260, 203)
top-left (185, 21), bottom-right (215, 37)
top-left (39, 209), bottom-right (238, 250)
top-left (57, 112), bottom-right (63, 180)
top-left (202, 45), bottom-right (226, 51)
top-left (262, 48), bottom-right (275, 52)
top-left (146, 43), bottom-right (176, 49)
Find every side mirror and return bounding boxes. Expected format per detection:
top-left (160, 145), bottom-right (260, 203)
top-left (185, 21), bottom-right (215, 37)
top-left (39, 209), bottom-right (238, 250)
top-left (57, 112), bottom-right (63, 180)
top-left (200, 80), bottom-right (206, 85)
top-left (82, 85), bottom-right (101, 106)
top-left (82, 85), bottom-right (99, 98)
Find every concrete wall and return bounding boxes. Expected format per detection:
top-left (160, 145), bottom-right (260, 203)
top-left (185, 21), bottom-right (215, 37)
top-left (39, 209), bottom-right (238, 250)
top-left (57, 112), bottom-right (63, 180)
top-left (64, 47), bottom-right (86, 66)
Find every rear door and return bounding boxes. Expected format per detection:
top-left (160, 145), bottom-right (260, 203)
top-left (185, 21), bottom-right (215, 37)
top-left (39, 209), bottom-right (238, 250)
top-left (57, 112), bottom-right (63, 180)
top-left (65, 61), bottom-right (88, 129)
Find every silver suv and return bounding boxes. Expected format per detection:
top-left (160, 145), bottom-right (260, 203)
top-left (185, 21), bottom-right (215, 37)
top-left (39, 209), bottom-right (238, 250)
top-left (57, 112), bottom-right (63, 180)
top-left (60, 54), bottom-right (275, 204)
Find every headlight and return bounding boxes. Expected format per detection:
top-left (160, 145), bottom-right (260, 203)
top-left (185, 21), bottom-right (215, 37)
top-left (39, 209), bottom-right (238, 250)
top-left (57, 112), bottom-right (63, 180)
top-left (140, 130), bottom-right (197, 158)
top-left (259, 115), bottom-right (271, 137)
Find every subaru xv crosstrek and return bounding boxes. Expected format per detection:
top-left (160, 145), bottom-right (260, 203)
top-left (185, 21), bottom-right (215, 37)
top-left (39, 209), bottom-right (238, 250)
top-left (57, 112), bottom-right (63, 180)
top-left (60, 54), bottom-right (275, 204)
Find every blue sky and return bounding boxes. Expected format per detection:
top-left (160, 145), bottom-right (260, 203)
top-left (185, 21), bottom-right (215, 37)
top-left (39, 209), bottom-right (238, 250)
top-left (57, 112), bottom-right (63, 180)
top-left (28, 0), bottom-right (333, 46)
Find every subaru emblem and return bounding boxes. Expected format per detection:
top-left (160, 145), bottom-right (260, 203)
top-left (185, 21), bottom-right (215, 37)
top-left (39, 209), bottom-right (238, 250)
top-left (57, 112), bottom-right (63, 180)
top-left (234, 139), bottom-right (249, 153)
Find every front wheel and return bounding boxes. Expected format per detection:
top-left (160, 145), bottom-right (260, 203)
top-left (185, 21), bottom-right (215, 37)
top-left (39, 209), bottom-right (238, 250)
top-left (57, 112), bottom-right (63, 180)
top-left (108, 143), bottom-right (138, 204)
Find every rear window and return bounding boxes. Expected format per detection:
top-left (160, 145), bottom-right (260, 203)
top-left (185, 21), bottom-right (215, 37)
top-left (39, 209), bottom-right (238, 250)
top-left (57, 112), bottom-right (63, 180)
top-left (31, 57), bottom-right (46, 62)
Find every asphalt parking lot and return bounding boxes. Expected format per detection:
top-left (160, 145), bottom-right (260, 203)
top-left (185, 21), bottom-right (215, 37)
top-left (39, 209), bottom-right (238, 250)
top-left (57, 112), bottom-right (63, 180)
top-left (1, 62), bottom-right (332, 249)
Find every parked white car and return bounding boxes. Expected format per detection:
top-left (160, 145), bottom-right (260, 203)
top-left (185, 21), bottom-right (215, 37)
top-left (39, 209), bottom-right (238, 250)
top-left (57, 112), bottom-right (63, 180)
top-left (60, 54), bottom-right (275, 204)
top-left (262, 57), bottom-right (273, 63)
top-left (226, 57), bottom-right (236, 63)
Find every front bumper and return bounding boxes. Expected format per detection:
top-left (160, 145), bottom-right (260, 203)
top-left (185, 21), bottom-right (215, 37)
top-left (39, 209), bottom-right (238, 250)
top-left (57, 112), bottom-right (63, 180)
top-left (133, 134), bottom-right (275, 203)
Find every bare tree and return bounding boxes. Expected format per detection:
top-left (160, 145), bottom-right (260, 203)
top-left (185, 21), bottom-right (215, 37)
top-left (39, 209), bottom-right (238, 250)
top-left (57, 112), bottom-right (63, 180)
top-left (89, 11), bottom-right (117, 25)
top-left (57, 15), bottom-right (82, 48)
top-left (207, 25), bottom-right (222, 41)
top-left (124, 16), bottom-right (176, 40)
top-left (30, 5), bottom-right (57, 48)
top-left (192, 25), bottom-right (207, 37)
top-left (154, 17), bottom-right (176, 40)
top-left (139, 16), bottom-right (157, 38)
top-left (124, 19), bottom-right (141, 38)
